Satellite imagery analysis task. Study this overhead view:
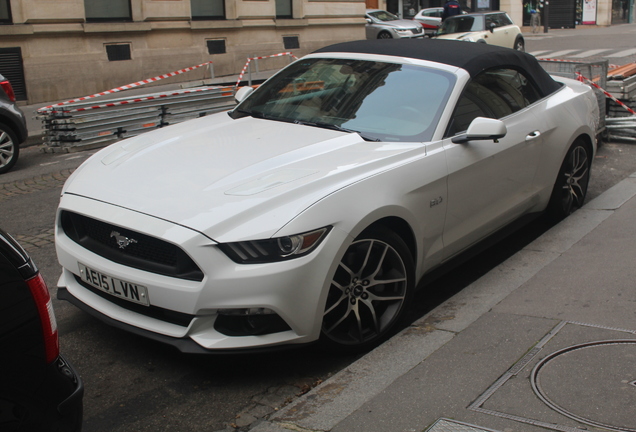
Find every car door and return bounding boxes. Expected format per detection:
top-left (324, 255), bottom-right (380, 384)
top-left (489, 13), bottom-right (517, 48)
top-left (441, 67), bottom-right (545, 259)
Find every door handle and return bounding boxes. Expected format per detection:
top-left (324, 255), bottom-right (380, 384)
top-left (526, 131), bottom-right (541, 141)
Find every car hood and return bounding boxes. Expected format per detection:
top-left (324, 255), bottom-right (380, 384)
top-left (63, 113), bottom-right (420, 241)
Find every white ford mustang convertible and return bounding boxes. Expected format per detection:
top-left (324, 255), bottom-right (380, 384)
top-left (56, 40), bottom-right (599, 353)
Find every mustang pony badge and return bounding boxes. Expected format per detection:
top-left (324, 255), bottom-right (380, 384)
top-left (110, 231), bottom-right (138, 249)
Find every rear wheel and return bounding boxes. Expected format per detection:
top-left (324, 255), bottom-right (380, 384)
top-left (514, 36), bottom-right (525, 52)
top-left (0, 122), bottom-right (19, 174)
top-left (321, 227), bottom-right (414, 352)
top-left (547, 139), bottom-right (591, 221)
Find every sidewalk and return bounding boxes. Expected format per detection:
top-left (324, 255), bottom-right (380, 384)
top-left (249, 173), bottom-right (636, 432)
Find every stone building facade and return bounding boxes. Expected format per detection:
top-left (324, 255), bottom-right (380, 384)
top-left (0, 0), bottom-right (366, 104)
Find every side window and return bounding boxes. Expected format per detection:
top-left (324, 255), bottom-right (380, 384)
top-left (498, 13), bottom-right (513, 26)
top-left (447, 68), bottom-right (542, 136)
top-left (485, 15), bottom-right (496, 28)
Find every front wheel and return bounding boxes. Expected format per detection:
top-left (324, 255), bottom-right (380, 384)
top-left (321, 227), bottom-right (414, 352)
top-left (378, 31), bottom-right (393, 39)
top-left (0, 122), bottom-right (19, 174)
top-left (546, 139), bottom-right (591, 221)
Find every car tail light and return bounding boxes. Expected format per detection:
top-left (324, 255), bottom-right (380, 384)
top-left (26, 273), bottom-right (60, 364)
top-left (0, 79), bottom-right (16, 102)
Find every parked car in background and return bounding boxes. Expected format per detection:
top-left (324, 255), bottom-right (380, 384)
top-left (55, 39), bottom-right (598, 354)
top-left (0, 74), bottom-right (28, 174)
top-left (435, 11), bottom-right (525, 51)
top-left (365, 9), bottom-right (424, 39)
top-left (413, 7), bottom-right (444, 36)
top-left (0, 228), bottom-right (83, 431)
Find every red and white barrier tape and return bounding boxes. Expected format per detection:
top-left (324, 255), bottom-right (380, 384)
top-left (38, 61), bottom-right (213, 113)
top-left (235, 52), bottom-right (297, 88)
top-left (537, 57), bottom-right (620, 69)
top-left (576, 72), bottom-right (636, 116)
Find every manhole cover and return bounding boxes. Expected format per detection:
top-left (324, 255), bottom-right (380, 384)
top-left (531, 340), bottom-right (636, 432)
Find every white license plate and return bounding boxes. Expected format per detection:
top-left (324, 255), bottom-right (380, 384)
top-left (78, 263), bottom-right (149, 306)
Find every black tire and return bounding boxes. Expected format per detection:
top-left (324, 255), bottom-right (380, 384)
top-left (514, 36), bottom-right (525, 52)
top-left (547, 139), bottom-right (591, 221)
top-left (0, 122), bottom-right (19, 175)
top-left (321, 227), bottom-right (414, 352)
top-left (378, 31), bottom-right (393, 39)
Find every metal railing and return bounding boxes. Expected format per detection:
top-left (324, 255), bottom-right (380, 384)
top-left (38, 86), bottom-right (236, 150)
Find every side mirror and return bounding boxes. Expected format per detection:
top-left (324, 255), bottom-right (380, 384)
top-left (366, 18), bottom-right (372, 24)
top-left (489, 22), bottom-right (496, 32)
top-left (234, 86), bottom-right (254, 103)
top-left (451, 117), bottom-right (507, 144)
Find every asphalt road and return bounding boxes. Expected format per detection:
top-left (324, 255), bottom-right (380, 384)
top-left (2, 27), bottom-right (636, 431)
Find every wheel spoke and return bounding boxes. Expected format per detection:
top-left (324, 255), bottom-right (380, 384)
top-left (359, 298), bottom-right (380, 335)
top-left (366, 292), bottom-right (405, 303)
top-left (352, 306), bottom-right (364, 342)
top-left (366, 241), bottom-right (388, 280)
top-left (324, 289), bottom-right (348, 315)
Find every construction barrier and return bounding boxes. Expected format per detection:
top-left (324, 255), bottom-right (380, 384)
top-left (37, 54), bottom-right (295, 151)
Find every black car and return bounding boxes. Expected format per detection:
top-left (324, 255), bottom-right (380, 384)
top-left (0, 228), bottom-right (83, 431)
top-left (0, 74), bottom-right (28, 174)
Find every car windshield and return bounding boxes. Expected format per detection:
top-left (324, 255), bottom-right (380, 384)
top-left (231, 58), bottom-right (455, 142)
top-left (438, 15), bottom-right (485, 34)
top-left (368, 10), bottom-right (399, 22)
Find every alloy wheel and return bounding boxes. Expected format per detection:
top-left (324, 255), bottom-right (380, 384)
top-left (322, 234), bottom-right (410, 348)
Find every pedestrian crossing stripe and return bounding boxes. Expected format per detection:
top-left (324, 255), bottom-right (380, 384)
top-left (529, 48), bottom-right (636, 59)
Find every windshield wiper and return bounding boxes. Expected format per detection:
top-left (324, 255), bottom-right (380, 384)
top-left (294, 120), bottom-right (381, 142)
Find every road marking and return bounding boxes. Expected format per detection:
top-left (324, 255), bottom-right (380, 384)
top-left (543, 49), bottom-right (580, 57)
top-left (529, 50), bottom-right (552, 56)
top-left (568, 49), bottom-right (611, 58)
top-left (608, 48), bottom-right (636, 57)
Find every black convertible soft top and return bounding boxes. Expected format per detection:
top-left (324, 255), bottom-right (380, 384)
top-left (313, 39), bottom-right (562, 97)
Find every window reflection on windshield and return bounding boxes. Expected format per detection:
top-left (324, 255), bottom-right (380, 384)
top-left (438, 15), bottom-right (485, 34)
top-left (232, 58), bottom-right (455, 143)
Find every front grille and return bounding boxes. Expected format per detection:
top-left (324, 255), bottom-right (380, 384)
top-left (412, 27), bottom-right (423, 34)
top-left (75, 275), bottom-right (195, 327)
top-left (61, 211), bottom-right (204, 281)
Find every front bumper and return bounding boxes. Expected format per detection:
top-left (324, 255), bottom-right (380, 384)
top-left (55, 195), bottom-right (349, 351)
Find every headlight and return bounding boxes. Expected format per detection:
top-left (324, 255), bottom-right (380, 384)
top-left (218, 227), bottom-right (331, 264)
top-left (461, 36), bottom-right (476, 42)
top-left (395, 29), bottom-right (411, 35)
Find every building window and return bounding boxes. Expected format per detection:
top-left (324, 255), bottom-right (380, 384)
top-left (0, 47), bottom-right (26, 100)
top-left (106, 44), bottom-right (132, 61)
top-left (0, 0), bottom-right (12, 24)
top-left (207, 40), bottom-right (226, 54)
top-left (276, 0), bottom-right (292, 18)
top-left (85, 0), bottom-right (132, 22)
top-left (283, 36), bottom-right (299, 49)
top-left (192, 0), bottom-right (225, 20)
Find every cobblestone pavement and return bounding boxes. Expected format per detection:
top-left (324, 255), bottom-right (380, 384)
top-left (0, 167), bottom-right (75, 252)
top-left (0, 168), bottom-right (74, 202)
